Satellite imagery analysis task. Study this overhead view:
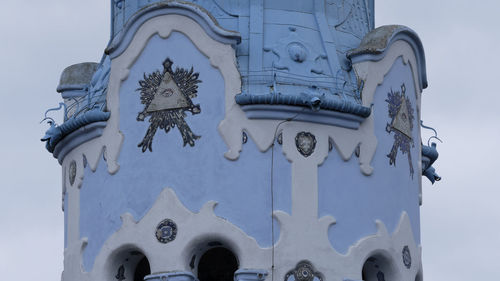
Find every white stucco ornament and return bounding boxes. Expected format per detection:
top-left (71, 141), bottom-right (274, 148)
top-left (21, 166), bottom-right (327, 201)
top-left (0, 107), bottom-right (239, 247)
top-left (63, 187), bottom-right (422, 281)
top-left (58, 5), bottom-right (427, 281)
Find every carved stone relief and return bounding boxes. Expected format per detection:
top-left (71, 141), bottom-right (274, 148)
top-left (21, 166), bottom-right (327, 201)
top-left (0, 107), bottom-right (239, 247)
top-left (264, 27), bottom-right (328, 76)
top-left (335, 0), bottom-right (371, 39)
top-left (136, 57), bottom-right (202, 152)
top-left (69, 160), bottom-right (77, 186)
top-left (155, 219), bottom-right (177, 244)
top-left (295, 132), bottom-right (317, 157)
top-left (385, 84), bottom-right (415, 178)
top-left (284, 261), bottom-right (324, 281)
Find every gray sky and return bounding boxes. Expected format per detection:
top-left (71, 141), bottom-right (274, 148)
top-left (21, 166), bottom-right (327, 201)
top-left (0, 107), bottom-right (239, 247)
top-left (0, 1), bottom-right (499, 280)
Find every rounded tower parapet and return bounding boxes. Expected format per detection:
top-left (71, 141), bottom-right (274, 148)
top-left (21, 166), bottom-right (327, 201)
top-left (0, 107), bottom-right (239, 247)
top-left (42, 1), bottom-right (441, 281)
top-left (57, 62), bottom-right (98, 94)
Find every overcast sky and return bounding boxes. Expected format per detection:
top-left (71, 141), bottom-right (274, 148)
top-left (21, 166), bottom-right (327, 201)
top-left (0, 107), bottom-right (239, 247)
top-left (0, 1), bottom-right (499, 280)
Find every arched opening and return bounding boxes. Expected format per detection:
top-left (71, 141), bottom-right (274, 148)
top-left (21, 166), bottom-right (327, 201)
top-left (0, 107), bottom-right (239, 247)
top-left (110, 249), bottom-right (151, 281)
top-left (197, 247), bottom-right (238, 281)
top-left (361, 254), bottom-right (397, 281)
top-left (134, 256), bottom-right (151, 281)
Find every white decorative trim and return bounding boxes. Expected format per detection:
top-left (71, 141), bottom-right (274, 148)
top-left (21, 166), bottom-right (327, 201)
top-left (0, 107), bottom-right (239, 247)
top-left (63, 188), bottom-right (422, 281)
top-left (272, 210), bottom-right (422, 281)
top-left (111, 12), bottom-right (241, 163)
top-left (348, 25), bottom-right (427, 90)
top-left (353, 40), bottom-right (423, 106)
top-left (106, 1), bottom-right (241, 58)
top-left (219, 85), bottom-right (376, 177)
top-left (64, 188), bottom-right (270, 281)
top-left (60, 10), bottom-right (241, 208)
top-left (61, 10), bottom-right (426, 281)
top-left (352, 39), bottom-right (423, 202)
top-left (61, 10), bottom-right (246, 280)
top-left (62, 238), bottom-right (88, 281)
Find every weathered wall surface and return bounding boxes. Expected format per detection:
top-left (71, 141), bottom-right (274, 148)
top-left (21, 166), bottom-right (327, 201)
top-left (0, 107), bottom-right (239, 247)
top-left (51, 2), bottom-right (427, 281)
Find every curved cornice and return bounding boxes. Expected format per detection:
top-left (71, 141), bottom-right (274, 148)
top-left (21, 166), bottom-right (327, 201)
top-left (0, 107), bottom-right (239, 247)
top-left (105, 1), bottom-right (241, 59)
top-left (347, 25), bottom-right (428, 89)
top-left (42, 110), bottom-right (110, 155)
top-left (52, 121), bottom-right (107, 164)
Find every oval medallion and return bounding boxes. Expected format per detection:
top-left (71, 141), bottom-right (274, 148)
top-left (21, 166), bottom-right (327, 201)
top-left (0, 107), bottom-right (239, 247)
top-left (402, 245), bottom-right (411, 269)
top-left (69, 160), bottom-right (77, 186)
top-left (295, 132), bottom-right (316, 157)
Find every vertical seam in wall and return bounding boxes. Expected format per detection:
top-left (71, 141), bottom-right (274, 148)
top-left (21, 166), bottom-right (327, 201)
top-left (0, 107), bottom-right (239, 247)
top-left (248, 0), bottom-right (264, 94)
top-left (313, 0), bottom-right (347, 82)
top-left (270, 109), bottom-right (305, 281)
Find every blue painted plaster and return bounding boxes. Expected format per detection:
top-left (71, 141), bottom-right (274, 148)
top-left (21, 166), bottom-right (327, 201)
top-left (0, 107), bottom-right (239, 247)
top-left (318, 57), bottom-right (421, 254)
top-left (109, 0), bottom-right (373, 116)
top-left (53, 121), bottom-right (107, 164)
top-left (80, 32), bottom-right (291, 271)
top-left (45, 2), bottom-right (432, 274)
top-left (233, 0), bottom-right (373, 115)
top-left (41, 110), bottom-right (110, 154)
top-left (42, 56), bottom-right (111, 160)
top-left (107, 1), bottom-right (240, 58)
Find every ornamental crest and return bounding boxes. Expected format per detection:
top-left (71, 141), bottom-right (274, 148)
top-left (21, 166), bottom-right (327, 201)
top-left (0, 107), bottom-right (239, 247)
top-left (136, 57), bottom-right (201, 152)
top-left (295, 132), bottom-right (316, 157)
top-left (385, 84), bottom-right (415, 177)
top-left (155, 219), bottom-right (177, 243)
top-left (285, 261), bottom-right (323, 281)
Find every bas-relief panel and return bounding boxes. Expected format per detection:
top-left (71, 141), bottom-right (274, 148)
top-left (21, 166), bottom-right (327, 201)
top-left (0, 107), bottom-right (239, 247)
top-left (79, 32), bottom-right (291, 271)
top-left (317, 56), bottom-right (421, 254)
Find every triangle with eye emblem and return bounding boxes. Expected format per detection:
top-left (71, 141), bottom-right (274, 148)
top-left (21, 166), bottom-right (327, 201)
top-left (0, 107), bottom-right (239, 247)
top-left (391, 96), bottom-right (412, 139)
top-left (146, 71), bottom-right (189, 112)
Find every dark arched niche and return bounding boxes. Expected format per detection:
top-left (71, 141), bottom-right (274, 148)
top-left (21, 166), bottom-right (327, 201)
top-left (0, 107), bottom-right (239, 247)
top-left (111, 249), bottom-right (151, 281)
top-left (197, 247), bottom-right (238, 281)
top-left (361, 253), bottom-right (398, 281)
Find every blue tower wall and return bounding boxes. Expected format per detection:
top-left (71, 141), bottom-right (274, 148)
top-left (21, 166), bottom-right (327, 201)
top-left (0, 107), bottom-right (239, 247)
top-left (80, 32), bottom-right (292, 271)
top-left (40, 2), bottom-right (438, 281)
top-left (319, 56), bottom-right (421, 254)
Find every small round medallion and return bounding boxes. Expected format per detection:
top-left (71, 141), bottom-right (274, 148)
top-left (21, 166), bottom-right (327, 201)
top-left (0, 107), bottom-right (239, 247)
top-left (295, 132), bottom-right (316, 157)
top-left (402, 245), bottom-right (411, 269)
top-left (285, 261), bottom-right (323, 281)
top-left (296, 265), bottom-right (313, 281)
top-left (287, 42), bottom-right (307, 63)
top-left (155, 219), bottom-right (177, 243)
top-left (69, 160), bottom-right (77, 186)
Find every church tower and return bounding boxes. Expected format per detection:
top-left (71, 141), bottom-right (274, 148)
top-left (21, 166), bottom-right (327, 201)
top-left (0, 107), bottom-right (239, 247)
top-left (42, 1), bottom-right (441, 281)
